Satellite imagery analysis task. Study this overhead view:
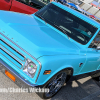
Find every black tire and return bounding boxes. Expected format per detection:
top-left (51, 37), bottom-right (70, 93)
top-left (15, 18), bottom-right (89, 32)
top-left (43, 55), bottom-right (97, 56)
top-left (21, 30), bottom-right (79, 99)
top-left (37, 70), bottom-right (67, 99)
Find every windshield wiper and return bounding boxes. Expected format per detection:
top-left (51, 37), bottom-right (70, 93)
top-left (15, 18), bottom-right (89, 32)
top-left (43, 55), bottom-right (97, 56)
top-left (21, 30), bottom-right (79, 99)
top-left (54, 24), bottom-right (70, 39)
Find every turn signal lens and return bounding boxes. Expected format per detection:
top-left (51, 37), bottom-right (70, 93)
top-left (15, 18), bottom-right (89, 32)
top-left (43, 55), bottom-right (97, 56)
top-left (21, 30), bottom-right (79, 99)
top-left (44, 70), bottom-right (51, 75)
top-left (5, 70), bottom-right (16, 82)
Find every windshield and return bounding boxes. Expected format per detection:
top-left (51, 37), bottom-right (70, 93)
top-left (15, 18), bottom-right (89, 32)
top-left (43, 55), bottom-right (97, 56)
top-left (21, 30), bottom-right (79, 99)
top-left (35, 3), bottom-right (97, 45)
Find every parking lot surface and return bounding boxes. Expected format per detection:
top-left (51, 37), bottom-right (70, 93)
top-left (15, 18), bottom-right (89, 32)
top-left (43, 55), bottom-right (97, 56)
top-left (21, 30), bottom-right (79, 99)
top-left (0, 66), bottom-right (100, 100)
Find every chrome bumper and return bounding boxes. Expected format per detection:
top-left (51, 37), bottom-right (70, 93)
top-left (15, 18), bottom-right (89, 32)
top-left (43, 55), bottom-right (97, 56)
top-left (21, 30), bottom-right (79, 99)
top-left (0, 59), bottom-right (40, 89)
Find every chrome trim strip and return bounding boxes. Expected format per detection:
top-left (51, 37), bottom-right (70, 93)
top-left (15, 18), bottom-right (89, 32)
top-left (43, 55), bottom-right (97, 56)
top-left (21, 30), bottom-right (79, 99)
top-left (1, 47), bottom-right (23, 68)
top-left (0, 32), bottom-right (42, 83)
top-left (35, 63), bottom-right (42, 83)
top-left (0, 39), bottom-right (26, 61)
top-left (1, 43), bottom-right (25, 62)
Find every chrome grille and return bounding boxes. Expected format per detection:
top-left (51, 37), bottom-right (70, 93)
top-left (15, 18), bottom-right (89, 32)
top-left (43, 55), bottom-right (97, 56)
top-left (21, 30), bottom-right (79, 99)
top-left (0, 39), bottom-right (25, 61)
top-left (0, 39), bottom-right (25, 68)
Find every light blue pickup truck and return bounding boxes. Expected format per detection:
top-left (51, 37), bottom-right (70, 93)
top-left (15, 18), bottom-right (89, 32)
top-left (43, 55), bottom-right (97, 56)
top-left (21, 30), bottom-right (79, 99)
top-left (0, 2), bottom-right (100, 99)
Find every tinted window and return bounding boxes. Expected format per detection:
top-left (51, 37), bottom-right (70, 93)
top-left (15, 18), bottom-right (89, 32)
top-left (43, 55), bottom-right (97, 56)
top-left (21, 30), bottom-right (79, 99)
top-left (16, 0), bottom-right (46, 9)
top-left (89, 31), bottom-right (100, 48)
top-left (41, 0), bottom-right (50, 3)
top-left (35, 3), bottom-right (98, 45)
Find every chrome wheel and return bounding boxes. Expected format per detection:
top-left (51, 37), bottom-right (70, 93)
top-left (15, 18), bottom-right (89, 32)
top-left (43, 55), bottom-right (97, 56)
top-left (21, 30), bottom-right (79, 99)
top-left (45, 72), bottom-right (67, 98)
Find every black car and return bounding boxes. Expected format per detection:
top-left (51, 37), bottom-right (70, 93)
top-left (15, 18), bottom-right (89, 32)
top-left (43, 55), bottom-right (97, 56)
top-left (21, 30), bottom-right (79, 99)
top-left (29, 0), bottom-right (47, 9)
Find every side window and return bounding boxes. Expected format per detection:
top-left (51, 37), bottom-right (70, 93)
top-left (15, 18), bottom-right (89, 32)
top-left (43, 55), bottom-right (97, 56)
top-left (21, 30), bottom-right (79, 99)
top-left (16, 0), bottom-right (29, 5)
top-left (15, 0), bottom-right (45, 9)
top-left (89, 31), bottom-right (100, 48)
top-left (41, 0), bottom-right (50, 3)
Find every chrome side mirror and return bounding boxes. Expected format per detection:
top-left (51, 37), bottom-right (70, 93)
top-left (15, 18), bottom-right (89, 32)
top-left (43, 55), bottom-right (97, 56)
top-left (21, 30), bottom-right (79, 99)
top-left (96, 46), bottom-right (100, 50)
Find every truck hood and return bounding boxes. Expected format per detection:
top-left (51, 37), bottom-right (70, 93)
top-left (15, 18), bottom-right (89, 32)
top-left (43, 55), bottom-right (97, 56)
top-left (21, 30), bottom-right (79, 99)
top-left (0, 11), bottom-right (80, 59)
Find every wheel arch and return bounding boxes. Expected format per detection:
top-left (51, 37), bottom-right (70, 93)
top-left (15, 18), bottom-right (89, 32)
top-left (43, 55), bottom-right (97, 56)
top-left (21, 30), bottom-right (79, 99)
top-left (42, 67), bottom-right (74, 87)
top-left (36, 67), bottom-right (74, 99)
top-left (64, 67), bottom-right (73, 82)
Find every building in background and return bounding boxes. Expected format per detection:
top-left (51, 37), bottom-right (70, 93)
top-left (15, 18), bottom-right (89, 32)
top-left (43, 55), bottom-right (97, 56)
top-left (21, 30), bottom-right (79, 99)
top-left (68, 0), bottom-right (100, 18)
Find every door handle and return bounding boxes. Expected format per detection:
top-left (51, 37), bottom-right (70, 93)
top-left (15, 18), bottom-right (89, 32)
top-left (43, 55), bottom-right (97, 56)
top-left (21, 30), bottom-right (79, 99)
top-left (79, 63), bottom-right (83, 67)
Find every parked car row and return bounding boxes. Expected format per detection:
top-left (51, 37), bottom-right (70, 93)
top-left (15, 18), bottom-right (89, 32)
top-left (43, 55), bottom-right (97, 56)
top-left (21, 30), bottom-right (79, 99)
top-left (0, 0), bottom-right (100, 21)
top-left (60, 0), bottom-right (100, 21)
top-left (0, 0), bottom-right (47, 14)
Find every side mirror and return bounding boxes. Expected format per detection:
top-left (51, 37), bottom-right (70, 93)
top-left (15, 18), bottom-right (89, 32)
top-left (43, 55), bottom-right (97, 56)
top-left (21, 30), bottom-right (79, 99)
top-left (96, 46), bottom-right (100, 50)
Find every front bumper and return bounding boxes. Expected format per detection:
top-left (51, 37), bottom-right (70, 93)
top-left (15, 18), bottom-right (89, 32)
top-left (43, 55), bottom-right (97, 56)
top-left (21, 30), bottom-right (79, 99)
top-left (0, 59), bottom-right (41, 89)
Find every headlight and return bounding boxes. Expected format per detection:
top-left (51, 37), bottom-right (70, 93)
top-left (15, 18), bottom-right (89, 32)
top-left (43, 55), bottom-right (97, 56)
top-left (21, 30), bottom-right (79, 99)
top-left (23, 59), bottom-right (37, 78)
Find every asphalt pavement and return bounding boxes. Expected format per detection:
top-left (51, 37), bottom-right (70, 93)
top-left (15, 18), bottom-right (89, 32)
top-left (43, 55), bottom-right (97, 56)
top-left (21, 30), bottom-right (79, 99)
top-left (0, 65), bottom-right (100, 100)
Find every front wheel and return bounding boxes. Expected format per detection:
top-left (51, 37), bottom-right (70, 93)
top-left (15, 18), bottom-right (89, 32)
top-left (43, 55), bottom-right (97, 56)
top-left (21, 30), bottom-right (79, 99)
top-left (37, 71), bottom-right (67, 99)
